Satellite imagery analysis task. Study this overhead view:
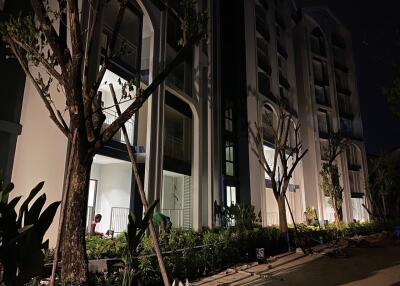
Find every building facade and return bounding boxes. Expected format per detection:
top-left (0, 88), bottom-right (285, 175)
top-left (2, 0), bottom-right (368, 245)
top-left (294, 7), bottom-right (369, 223)
top-left (216, 0), bottom-right (369, 225)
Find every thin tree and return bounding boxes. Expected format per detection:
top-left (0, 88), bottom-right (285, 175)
top-left (320, 132), bottom-right (347, 230)
top-left (250, 105), bottom-right (308, 236)
top-left (364, 152), bottom-right (400, 222)
top-left (0, 0), bottom-right (206, 284)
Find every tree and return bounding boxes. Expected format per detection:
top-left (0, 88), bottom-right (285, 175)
top-left (250, 105), bottom-right (308, 236)
top-left (320, 132), bottom-right (347, 230)
top-left (384, 65), bottom-right (400, 119)
top-left (0, 0), bottom-right (206, 284)
top-left (365, 152), bottom-right (400, 222)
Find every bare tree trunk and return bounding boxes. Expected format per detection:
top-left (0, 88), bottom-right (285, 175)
top-left (50, 131), bottom-right (78, 286)
top-left (333, 205), bottom-right (341, 231)
top-left (277, 195), bottom-right (288, 235)
top-left (60, 135), bottom-right (92, 285)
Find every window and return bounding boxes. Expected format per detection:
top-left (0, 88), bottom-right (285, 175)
top-left (315, 86), bottom-right (329, 106)
top-left (226, 186), bottom-right (237, 206)
top-left (349, 171), bottom-right (361, 193)
top-left (224, 100), bottom-right (233, 132)
top-left (164, 101), bottom-right (192, 163)
top-left (278, 54), bottom-right (287, 80)
top-left (320, 139), bottom-right (329, 161)
top-left (258, 72), bottom-right (271, 97)
top-left (256, 5), bottom-right (269, 40)
top-left (310, 28), bottom-right (326, 57)
top-left (317, 111), bottom-right (329, 136)
top-left (166, 12), bottom-right (193, 94)
top-left (312, 59), bottom-right (329, 84)
top-left (225, 140), bottom-right (235, 176)
top-left (340, 117), bottom-right (353, 136)
top-left (257, 38), bottom-right (270, 73)
top-left (262, 106), bottom-right (274, 142)
top-left (346, 145), bottom-right (359, 166)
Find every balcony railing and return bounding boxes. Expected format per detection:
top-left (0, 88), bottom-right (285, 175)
top-left (110, 207), bottom-right (130, 234)
top-left (103, 110), bottom-right (134, 144)
top-left (164, 133), bottom-right (190, 162)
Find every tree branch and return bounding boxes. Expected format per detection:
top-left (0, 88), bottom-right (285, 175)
top-left (8, 40), bottom-right (70, 138)
top-left (30, 0), bottom-right (71, 73)
top-left (83, 0), bottom-right (102, 97)
top-left (12, 38), bottom-right (64, 84)
top-left (67, 0), bottom-right (83, 57)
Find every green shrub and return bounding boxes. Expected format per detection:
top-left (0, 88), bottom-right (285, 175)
top-left (86, 234), bottom-right (126, 259)
top-left (85, 221), bottom-right (391, 285)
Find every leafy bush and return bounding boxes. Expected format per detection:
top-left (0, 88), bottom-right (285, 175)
top-left (85, 221), bottom-right (392, 285)
top-left (86, 234), bottom-right (126, 259)
top-left (0, 180), bottom-right (60, 286)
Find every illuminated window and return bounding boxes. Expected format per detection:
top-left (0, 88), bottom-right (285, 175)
top-left (225, 140), bottom-right (235, 176)
top-left (226, 186), bottom-right (237, 206)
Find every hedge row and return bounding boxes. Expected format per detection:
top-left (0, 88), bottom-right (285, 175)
top-left (86, 221), bottom-right (393, 285)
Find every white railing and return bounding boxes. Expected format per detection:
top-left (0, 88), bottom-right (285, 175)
top-left (161, 208), bottom-right (184, 228)
top-left (103, 110), bottom-right (134, 143)
top-left (110, 207), bottom-right (130, 234)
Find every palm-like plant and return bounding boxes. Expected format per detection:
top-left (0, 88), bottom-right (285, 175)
top-left (0, 180), bottom-right (60, 285)
top-left (122, 200), bottom-right (158, 286)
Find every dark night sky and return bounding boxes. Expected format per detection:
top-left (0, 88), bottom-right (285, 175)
top-left (297, 0), bottom-right (400, 155)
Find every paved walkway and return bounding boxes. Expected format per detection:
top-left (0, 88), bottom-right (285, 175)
top-left (193, 241), bottom-right (400, 286)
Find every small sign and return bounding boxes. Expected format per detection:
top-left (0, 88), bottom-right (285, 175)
top-left (256, 248), bottom-right (265, 261)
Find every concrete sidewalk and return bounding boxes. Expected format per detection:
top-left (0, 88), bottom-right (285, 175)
top-left (192, 241), bottom-right (400, 286)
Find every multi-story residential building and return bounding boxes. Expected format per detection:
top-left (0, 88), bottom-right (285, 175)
top-left (294, 7), bottom-right (369, 223)
top-left (1, 0), bottom-right (368, 245)
top-left (216, 0), bottom-right (369, 225)
top-left (5, 0), bottom-right (217, 244)
top-left (217, 0), bottom-right (306, 226)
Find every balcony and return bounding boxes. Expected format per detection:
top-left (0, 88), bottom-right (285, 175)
top-left (103, 110), bottom-right (135, 144)
top-left (164, 133), bottom-right (191, 164)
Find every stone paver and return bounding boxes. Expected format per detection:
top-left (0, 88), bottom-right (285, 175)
top-left (193, 241), bottom-right (400, 286)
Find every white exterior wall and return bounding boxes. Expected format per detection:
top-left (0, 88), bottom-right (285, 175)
top-left (12, 75), bottom-right (68, 246)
